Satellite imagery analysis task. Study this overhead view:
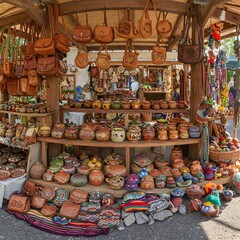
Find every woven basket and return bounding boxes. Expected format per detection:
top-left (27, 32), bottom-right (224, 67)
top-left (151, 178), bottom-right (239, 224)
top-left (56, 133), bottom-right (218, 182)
top-left (209, 148), bottom-right (240, 163)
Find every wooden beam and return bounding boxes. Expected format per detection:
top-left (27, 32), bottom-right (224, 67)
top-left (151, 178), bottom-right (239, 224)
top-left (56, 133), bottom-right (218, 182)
top-left (61, 0), bottom-right (188, 15)
top-left (212, 8), bottom-right (240, 25)
top-left (168, 15), bottom-right (183, 44)
top-left (0, 11), bottom-right (29, 28)
top-left (202, 0), bottom-right (230, 26)
top-left (3, 0), bottom-right (44, 25)
top-left (167, 35), bottom-right (181, 51)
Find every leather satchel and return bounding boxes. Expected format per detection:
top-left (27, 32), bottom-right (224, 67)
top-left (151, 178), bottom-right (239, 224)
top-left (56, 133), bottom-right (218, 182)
top-left (37, 56), bottom-right (59, 76)
top-left (41, 205), bottom-right (57, 217)
top-left (26, 82), bottom-right (38, 96)
top-left (138, 0), bottom-right (158, 39)
top-left (23, 180), bottom-right (36, 197)
top-left (0, 64), bottom-right (5, 84)
top-left (73, 13), bottom-right (92, 43)
top-left (24, 55), bottom-right (37, 70)
top-left (54, 3), bottom-right (70, 54)
top-left (3, 61), bottom-right (14, 77)
top-left (31, 194), bottom-right (46, 209)
top-left (93, 10), bottom-right (115, 44)
top-left (60, 200), bottom-right (81, 219)
top-left (28, 69), bottom-right (39, 86)
top-left (122, 40), bottom-right (139, 69)
top-left (70, 189), bottom-right (88, 204)
top-left (20, 77), bottom-right (28, 94)
top-left (8, 194), bottom-right (30, 213)
top-left (156, 11), bottom-right (172, 37)
top-left (95, 44), bottom-right (111, 70)
top-left (75, 45), bottom-right (89, 69)
top-left (7, 78), bottom-right (20, 96)
top-left (152, 39), bottom-right (166, 64)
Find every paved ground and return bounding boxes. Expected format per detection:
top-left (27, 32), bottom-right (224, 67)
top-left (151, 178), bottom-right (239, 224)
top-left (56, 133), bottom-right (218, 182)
top-left (0, 120), bottom-right (239, 240)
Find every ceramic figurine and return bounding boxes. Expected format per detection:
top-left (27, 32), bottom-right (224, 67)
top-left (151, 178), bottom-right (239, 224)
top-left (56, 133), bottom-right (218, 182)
top-left (140, 175), bottom-right (154, 190)
top-left (188, 198), bottom-right (202, 212)
top-left (125, 174), bottom-right (140, 192)
top-left (105, 176), bottom-right (125, 190)
top-left (155, 174), bottom-right (167, 188)
top-left (166, 177), bottom-right (176, 188)
top-left (138, 168), bottom-right (148, 179)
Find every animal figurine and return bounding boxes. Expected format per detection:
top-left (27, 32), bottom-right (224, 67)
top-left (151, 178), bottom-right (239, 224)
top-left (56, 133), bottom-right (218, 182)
top-left (206, 189), bottom-right (221, 208)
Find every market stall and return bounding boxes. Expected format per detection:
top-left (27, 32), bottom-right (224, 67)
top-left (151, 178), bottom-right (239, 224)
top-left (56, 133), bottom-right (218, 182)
top-left (0, 0), bottom-right (240, 236)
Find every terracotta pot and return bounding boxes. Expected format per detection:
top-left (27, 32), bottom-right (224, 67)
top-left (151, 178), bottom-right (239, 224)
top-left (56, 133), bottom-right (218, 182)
top-left (131, 162), bottom-right (154, 174)
top-left (102, 101), bottom-right (111, 110)
top-left (51, 126), bottom-right (64, 139)
top-left (171, 159), bottom-right (185, 169)
top-left (186, 184), bottom-right (205, 199)
top-left (126, 125), bottom-right (142, 142)
top-left (54, 170), bottom-right (70, 184)
top-left (168, 129), bottom-right (179, 140)
top-left (151, 101), bottom-right (160, 110)
top-left (141, 99), bottom-right (151, 110)
top-left (83, 100), bottom-right (93, 108)
top-left (168, 101), bottom-right (177, 109)
top-left (171, 168), bottom-right (182, 177)
top-left (92, 100), bottom-right (102, 109)
top-left (179, 130), bottom-right (189, 139)
top-left (77, 165), bottom-right (91, 176)
top-left (131, 100), bottom-right (141, 109)
top-left (159, 100), bottom-right (168, 109)
top-left (111, 128), bottom-right (125, 142)
top-left (142, 128), bottom-right (155, 141)
top-left (201, 203), bottom-right (217, 217)
top-left (104, 164), bottom-right (127, 178)
top-left (30, 162), bottom-right (46, 180)
top-left (158, 129), bottom-right (168, 141)
top-left (64, 126), bottom-right (78, 140)
top-left (191, 160), bottom-right (202, 176)
top-left (142, 113), bottom-right (152, 122)
top-left (95, 127), bottom-right (110, 142)
top-left (106, 176), bottom-right (125, 190)
top-left (170, 147), bottom-right (183, 162)
top-left (160, 166), bottom-right (172, 177)
top-left (38, 125), bottom-right (51, 138)
top-left (89, 169), bottom-right (104, 186)
top-left (121, 101), bottom-right (131, 110)
top-left (70, 173), bottom-right (88, 187)
top-left (79, 125), bottom-right (95, 141)
top-left (62, 165), bottom-right (76, 175)
top-left (149, 169), bottom-right (161, 178)
top-left (43, 170), bottom-right (54, 182)
top-left (111, 100), bottom-right (121, 109)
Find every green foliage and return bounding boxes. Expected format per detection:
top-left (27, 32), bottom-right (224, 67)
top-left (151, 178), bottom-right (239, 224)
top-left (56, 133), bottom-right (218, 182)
top-left (221, 37), bottom-right (237, 58)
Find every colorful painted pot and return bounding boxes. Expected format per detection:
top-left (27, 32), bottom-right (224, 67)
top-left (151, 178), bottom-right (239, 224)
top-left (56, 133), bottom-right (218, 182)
top-left (79, 125), bottom-right (95, 141)
top-left (104, 164), bottom-right (127, 178)
top-left (70, 173), bottom-right (88, 187)
top-left (89, 169), bottom-right (104, 186)
top-left (95, 127), bottom-right (110, 142)
top-left (111, 128), bottom-right (125, 142)
top-left (126, 125), bottom-right (142, 142)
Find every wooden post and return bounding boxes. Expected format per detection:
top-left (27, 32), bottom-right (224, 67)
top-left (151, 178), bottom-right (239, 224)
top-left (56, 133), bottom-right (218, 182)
top-left (189, 5), bottom-right (204, 159)
top-left (183, 64), bottom-right (188, 102)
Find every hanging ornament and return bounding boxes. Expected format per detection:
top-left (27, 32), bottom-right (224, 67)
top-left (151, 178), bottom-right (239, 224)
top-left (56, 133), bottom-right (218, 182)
top-left (208, 50), bottom-right (215, 69)
top-left (209, 22), bottom-right (224, 49)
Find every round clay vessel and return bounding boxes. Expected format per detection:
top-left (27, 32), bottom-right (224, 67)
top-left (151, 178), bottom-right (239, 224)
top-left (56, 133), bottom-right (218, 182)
top-left (102, 100), bottom-right (111, 110)
top-left (170, 147), bottom-right (183, 162)
top-left (140, 175), bottom-right (154, 190)
top-left (105, 176), bottom-right (125, 190)
top-left (171, 159), bottom-right (185, 169)
top-left (142, 128), bottom-right (155, 141)
top-left (131, 100), bottom-right (141, 109)
top-left (149, 169), bottom-right (161, 178)
top-left (77, 165), bottom-right (91, 176)
top-left (168, 129), bottom-right (179, 140)
top-left (168, 101), bottom-right (177, 109)
top-left (54, 170), bottom-right (70, 184)
top-left (141, 99), bottom-right (151, 110)
top-left (30, 162), bottom-right (46, 180)
top-left (104, 164), bottom-right (127, 178)
top-left (43, 170), bottom-right (54, 182)
top-left (70, 173), bottom-right (88, 187)
top-left (64, 126), bottom-right (78, 140)
top-left (126, 125), bottom-right (141, 142)
top-left (95, 127), bottom-right (110, 142)
top-left (111, 128), bottom-right (125, 142)
top-left (92, 100), bottom-right (102, 109)
top-left (79, 125), bottom-right (95, 141)
top-left (121, 101), bottom-right (131, 110)
top-left (191, 160), bottom-right (202, 176)
top-left (89, 169), bottom-right (104, 186)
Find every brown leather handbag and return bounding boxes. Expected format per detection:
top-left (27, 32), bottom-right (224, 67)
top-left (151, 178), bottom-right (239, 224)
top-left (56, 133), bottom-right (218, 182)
top-left (123, 39), bottom-right (139, 69)
top-left (7, 78), bottom-right (20, 96)
top-left (73, 13), bottom-right (92, 43)
top-left (138, 0), bottom-right (158, 39)
top-left (152, 38), bottom-right (167, 64)
top-left (156, 11), bottom-right (172, 37)
top-left (24, 55), bottom-right (37, 70)
top-left (54, 3), bottom-right (70, 54)
top-left (37, 56), bottom-right (59, 76)
top-left (0, 63), bottom-right (5, 84)
top-left (28, 69), bottom-right (39, 86)
top-left (60, 201), bottom-right (81, 219)
top-left (8, 194), bottom-right (30, 213)
top-left (93, 10), bottom-right (115, 44)
top-left (20, 77), bottom-right (28, 94)
top-left (90, 66), bottom-right (99, 78)
top-left (69, 189), bottom-right (88, 204)
top-left (95, 44), bottom-right (111, 70)
top-left (34, 5), bottom-right (55, 56)
top-left (23, 180), bottom-right (36, 197)
top-left (75, 44), bottom-right (89, 69)
top-left (116, 9), bottom-right (138, 39)
top-left (41, 205), bottom-right (57, 217)
top-left (31, 194), bottom-right (46, 209)
top-left (26, 82), bottom-right (38, 96)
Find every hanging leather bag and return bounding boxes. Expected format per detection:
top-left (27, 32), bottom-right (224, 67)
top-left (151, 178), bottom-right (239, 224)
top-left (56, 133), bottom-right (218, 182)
top-left (152, 37), bottom-right (167, 64)
top-left (178, 6), bottom-right (203, 64)
top-left (54, 3), bottom-right (70, 53)
top-left (95, 44), bottom-right (111, 70)
top-left (28, 69), bottom-right (39, 86)
top-left (116, 9), bottom-right (138, 39)
top-left (24, 55), bottom-right (37, 70)
top-left (8, 194), bottom-right (30, 213)
top-left (37, 55), bottom-right (59, 76)
top-left (7, 77), bottom-right (20, 96)
top-left (123, 39), bottom-right (139, 69)
top-left (73, 13), bottom-right (92, 43)
top-left (156, 11), bottom-right (172, 37)
top-left (34, 4), bottom-right (55, 56)
top-left (75, 44), bottom-right (89, 69)
top-left (138, 0), bottom-right (158, 39)
top-left (93, 10), bottom-right (115, 44)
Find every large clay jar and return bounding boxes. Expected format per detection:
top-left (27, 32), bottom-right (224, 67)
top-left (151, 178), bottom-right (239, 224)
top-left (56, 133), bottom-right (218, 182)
top-left (168, 100), bottom-right (177, 109)
top-left (105, 176), bottom-right (125, 190)
top-left (121, 100), bottom-right (131, 110)
top-left (95, 127), bottom-right (110, 142)
top-left (168, 129), bottom-right (179, 140)
top-left (51, 125), bottom-right (64, 139)
top-left (30, 162), bottom-right (46, 180)
top-left (191, 160), bottom-right (202, 176)
top-left (131, 100), bottom-right (141, 110)
top-left (64, 126), bottom-right (78, 140)
top-left (70, 173), bottom-right (88, 187)
top-left (54, 170), bottom-right (70, 184)
top-left (126, 125), bottom-right (142, 142)
top-left (140, 175), bottom-right (154, 190)
top-left (142, 128), bottom-right (155, 141)
top-left (104, 164), bottom-right (127, 178)
top-left (38, 125), bottom-right (51, 138)
top-left (89, 169), bottom-right (104, 186)
top-left (79, 125), bottom-right (95, 141)
top-left (170, 147), bottom-right (183, 163)
top-left (158, 129), bottom-right (168, 141)
top-left (111, 128), bottom-right (125, 142)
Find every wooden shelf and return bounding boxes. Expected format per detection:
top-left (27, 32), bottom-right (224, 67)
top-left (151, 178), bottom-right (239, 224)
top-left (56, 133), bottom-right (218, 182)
top-left (60, 108), bottom-right (189, 114)
top-left (143, 91), bottom-right (170, 93)
top-left (29, 176), bottom-right (231, 198)
top-left (0, 110), bottom-right (53, 117)
top-left (37, 137), bottom-right (201, 148)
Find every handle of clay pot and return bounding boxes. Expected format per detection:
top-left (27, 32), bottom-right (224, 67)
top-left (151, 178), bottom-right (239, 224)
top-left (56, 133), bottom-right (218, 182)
top-left (105, 178), bottom-right (111, 184)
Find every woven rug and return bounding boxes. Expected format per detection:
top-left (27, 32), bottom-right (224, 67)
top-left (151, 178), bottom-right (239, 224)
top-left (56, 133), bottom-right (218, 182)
top-left (7, 209), bottom-right (109, 237)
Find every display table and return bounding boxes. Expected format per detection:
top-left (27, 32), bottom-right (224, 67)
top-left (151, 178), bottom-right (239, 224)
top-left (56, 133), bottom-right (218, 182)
top-left (0, 175), bottom-right (26, 208)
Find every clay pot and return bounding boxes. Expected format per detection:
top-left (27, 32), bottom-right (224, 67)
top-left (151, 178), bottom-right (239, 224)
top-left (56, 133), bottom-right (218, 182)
top-left (178, 101), bottom-right (187, 109)
top-left (79, 125), bottom-right (95, 141)
top-left (111, 100), bottom-right (121, 109)
top-left (154, 157), bottom-right (168, 169)
top-left (62, 165), bottom-right (76, 175)
top-left (151, 101), bottom-right (160, 110)
top-left (140, 175), bottom-right (154, 190)
top-left (142, 128), bottom-right (155, 141)
top-left (89, 169), bottom-right (104, 186)
top-left (43, 170), bottom-right (54, 182)
top-left (133, 151), bottom-right (152, 167)
top-left (142, 113), bottom-right (152, 122)
top-left (104, 164), bottom-right (127, 178)
top-left (149, 169), bottom-right (161, 178)
top-left (111, 128), bottom-right (125, 142)
top-left (30, 162), bottom-right (46, 180)
top-left (95, 127), bottom-right (110, 142)
top-left (126, 125), bottom-right (142, 142)
top-left (102, 100), bottom-right (111, 110)
top-left (92, 100), bottom-right (102, 109)
top-left (54, 170), bottom-right (70, 184)
top-left (201, 203), bottom-right (217, 217)
top-left (131, 162), bottom-right (154, 174)
top-left (160, 166), bottom-right (172, 177)
top-left (104, 153), bottom-right (123, 165)
top-left (64, 126), bottom-right (78, 140)
top-left (179, 130), bottom-right (189, 139)
top-left (158, 129), bottom-right (168, 141)
top-left (191, 160), bottom-right (202, 176)
top-left (159, 100), bottom-right (168, 109)
top-left (170, 147), bottom-right (183, 162)
top-left (51, 126), bottom-right (64, 139)
top-left (171, 159), bottom-right (185, 169)
top-left (168, 101), bottom-right (177, 109)
top-left (83, 100), bottom-right (93, 108)
top-left (131, 100), bottom-right (141, 109)
top-left (121, 101), bottom-right (131, 110)
top-left (186, 184), bottom-right (205, 199)
top-left (38, 125), bottom-right (51, 138)
top-left (77, 165), bottom-right (91, 176)
top-left (189, 126), bottom-right (201, 138)
top-left (171, 168), bottom-right (182, 178)
top-left (70, 173), bottom-right (88, 187)
top-left (141, 99), bottom-right (151, 110)
top-left (168, 129), bottom-right (179, 140)
top-left (106, 176), bottom-right (125, 190)
top-left (74, 102), bottom-right (82, 108)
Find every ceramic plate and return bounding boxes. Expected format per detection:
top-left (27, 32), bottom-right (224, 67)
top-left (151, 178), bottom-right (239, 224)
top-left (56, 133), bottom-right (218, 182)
top-left (106, 113), bottom-right (117, 120)
top-left (0, 164), bottom-right (8, 170)
top-left (8, 156), bottom-right (21, 163)
top-left (18, 160), bottom-right (27, 168)
top-left (55, 188), bottom-right (69, 202)
top-left (0, 170), bottom-right (11, 180)
top-left (0, 158), bottom-right (8, 164)
top-left (10, 168), bottom-right (25, 178)
top-left (41, 186), bottom-right (56, 201)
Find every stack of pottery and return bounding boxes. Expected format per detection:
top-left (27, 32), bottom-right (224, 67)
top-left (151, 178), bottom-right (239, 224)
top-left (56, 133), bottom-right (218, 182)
top-left (178, 123), bottom-right (189, 139)
top-left (131, 151), bottom-right (153, 174)
top-left (158, 129), bottom-right (168, 141)
top-left (189, 126), bottom-right (201, 138)
top-left (126, 125), bottom-right (142, 142)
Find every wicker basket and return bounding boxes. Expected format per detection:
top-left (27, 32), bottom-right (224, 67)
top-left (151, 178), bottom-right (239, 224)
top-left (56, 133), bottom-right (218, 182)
top-left (209, 148), bottom-right (240, 163)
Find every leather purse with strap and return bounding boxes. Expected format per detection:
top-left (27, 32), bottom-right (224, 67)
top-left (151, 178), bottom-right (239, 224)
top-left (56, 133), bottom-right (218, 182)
top-left (60, 200), bottom-right (81, 219)
top-left (8, 194), bottom-right (30, 213)
top-left (75, 44), bottom-right (89, 69)
top-left (122, 39), bottom-right (139, 69)
top-left (95, 44), bottom-right (111, 70)
top-left (152, 37), bottom-right (167, 64)
top-left (23, 180), bottom-right (36, 197)
top-left (54, 3), bottom-right (70, 54)
top-left (138, 0), bottom-right (158, 39)
top-left (31, 194), bottom-right (47, 209)
top-left (69, 189), bottom-right (88, 204)
top-left (93, 10), bottom-right (115, 44)
top-left (156, 11), bottom-right (172, 38)
top-left (73, 12), bottom-right (92, 43)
